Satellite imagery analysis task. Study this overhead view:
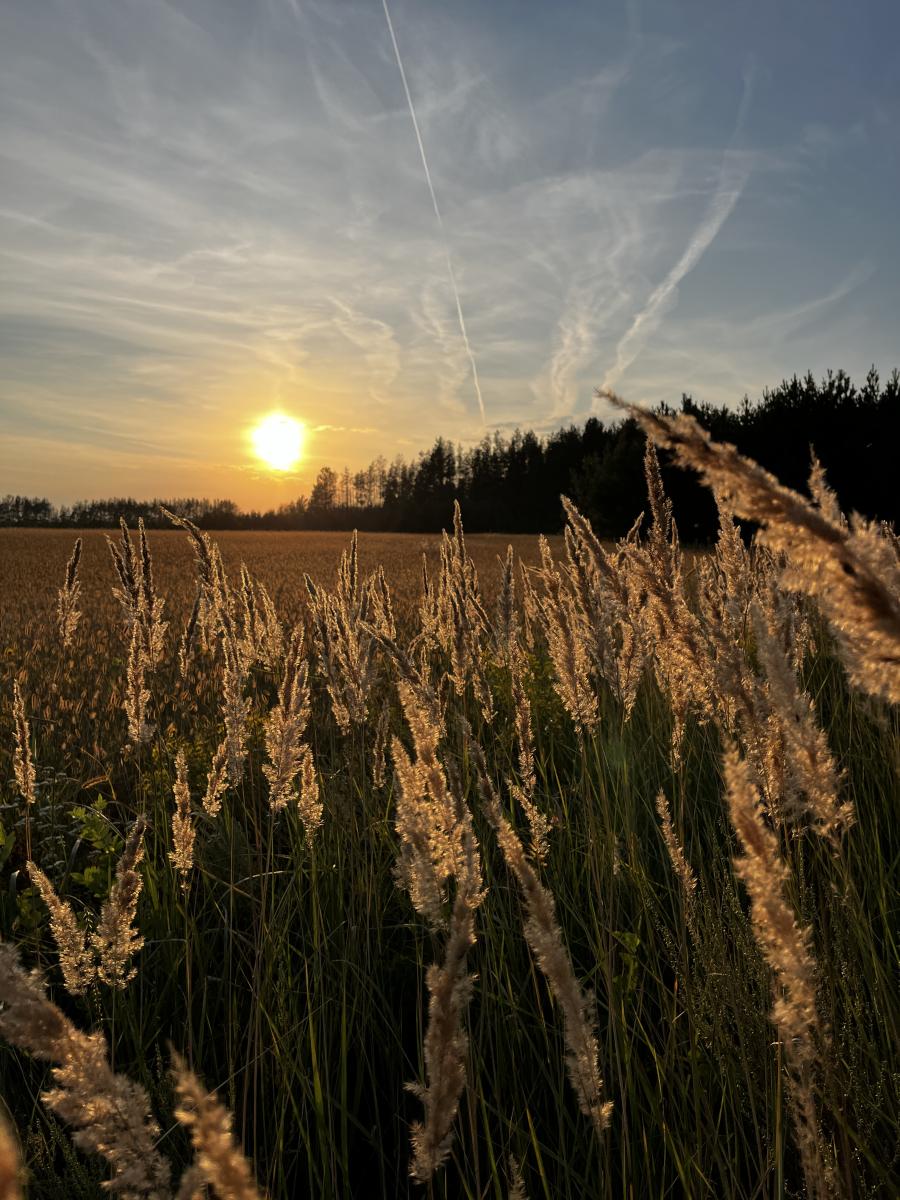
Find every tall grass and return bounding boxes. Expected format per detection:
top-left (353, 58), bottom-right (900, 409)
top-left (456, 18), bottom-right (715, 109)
top-left (0, 424), bottom-right (897, 1198)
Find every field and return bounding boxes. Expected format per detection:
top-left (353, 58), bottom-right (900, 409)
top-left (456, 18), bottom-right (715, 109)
top-left (1, 526), bottom-right (553, 630)
top-left (0, 412), bottom-right (898, 1200)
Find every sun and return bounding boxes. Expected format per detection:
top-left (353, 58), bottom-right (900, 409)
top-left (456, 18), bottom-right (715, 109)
top-left (250, 412), bottom-right (305, 471)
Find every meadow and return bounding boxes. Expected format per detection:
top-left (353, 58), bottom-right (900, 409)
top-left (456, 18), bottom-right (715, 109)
top-left (0, 408), bottom-right (897, 1200)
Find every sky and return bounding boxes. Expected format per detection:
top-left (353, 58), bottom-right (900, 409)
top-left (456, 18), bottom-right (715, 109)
top-left (1, 0), bottom-right (898, 509)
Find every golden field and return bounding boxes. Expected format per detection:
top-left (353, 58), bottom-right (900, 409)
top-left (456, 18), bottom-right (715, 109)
top-left (0, 528), bottom-right (559, 635)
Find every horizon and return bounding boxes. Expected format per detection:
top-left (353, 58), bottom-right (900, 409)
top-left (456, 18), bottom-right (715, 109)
top-left (2, 0), bottom-right (899, 506)
top-left (4, 366), bottom-right (895, 534)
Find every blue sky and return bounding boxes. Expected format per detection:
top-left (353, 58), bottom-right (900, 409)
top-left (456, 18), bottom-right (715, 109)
top-left (1, 0), bottom-right (897, 506)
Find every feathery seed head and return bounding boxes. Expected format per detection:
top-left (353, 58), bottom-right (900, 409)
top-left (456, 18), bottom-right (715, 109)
top-left (57, 537), bottom-right (83, 651)
top-left (170, 750), bottom-right (195, 885)
top-left (12, 682), bottom-right (36, 806)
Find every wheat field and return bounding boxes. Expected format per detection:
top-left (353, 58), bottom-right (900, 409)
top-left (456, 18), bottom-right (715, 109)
top-left (0, 410), bottom-right (898, 1199)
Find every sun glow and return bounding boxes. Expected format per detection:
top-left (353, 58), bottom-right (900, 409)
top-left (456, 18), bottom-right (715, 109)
top-left (250, 413), bottom-right (305, 471)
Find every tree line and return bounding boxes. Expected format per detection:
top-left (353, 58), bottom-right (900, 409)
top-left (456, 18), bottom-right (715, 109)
top-left (3, 368), bottom-right (897, 540)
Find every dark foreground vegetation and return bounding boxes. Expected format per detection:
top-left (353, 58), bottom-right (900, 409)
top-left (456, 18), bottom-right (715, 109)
top-left (3, 367), bottom-right (898, 538)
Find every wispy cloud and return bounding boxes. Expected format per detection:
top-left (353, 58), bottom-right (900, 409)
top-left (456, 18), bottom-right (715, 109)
top-left (600, 58), bottom-right (757, 395)
top-left (381, 0), bottom-right (486, 424)
top-left (0, 3), bottom-right (896, 504)
top-left (599, 165), bottom-right (747, 393)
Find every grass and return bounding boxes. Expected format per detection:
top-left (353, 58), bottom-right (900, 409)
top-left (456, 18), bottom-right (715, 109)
top-left (0, 466), bottom-right (897, 1198)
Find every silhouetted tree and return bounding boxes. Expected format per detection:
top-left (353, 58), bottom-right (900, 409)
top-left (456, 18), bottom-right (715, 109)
top-left (309, 466), bottom-right (338, 511)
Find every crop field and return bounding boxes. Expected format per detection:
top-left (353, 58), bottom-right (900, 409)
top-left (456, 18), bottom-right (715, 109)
top-left (0, 411), bottom-right (897, 1200)
top-left (1, 526), bottom-right (555, 632)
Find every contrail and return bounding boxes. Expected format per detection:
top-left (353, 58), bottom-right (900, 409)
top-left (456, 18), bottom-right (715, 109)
top-left (600, 58), bottom-right (757, 396)
top-left (600, 176), bottom-right (746, 392)
top-left (381, 0), bottom-right (486, 424)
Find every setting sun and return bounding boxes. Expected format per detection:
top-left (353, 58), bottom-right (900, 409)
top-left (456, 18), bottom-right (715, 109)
top-left (250, 413), bottom-right (305, 471)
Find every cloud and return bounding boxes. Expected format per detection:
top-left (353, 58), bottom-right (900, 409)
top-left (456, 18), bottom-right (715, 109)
top-left (381, 0), bottom-right (486, 424)
top-left (0, 4), bottom-right (895, 505)
top-left (599, 164), bottom-right (748, 393)
top-left (599, 58), bottom-right (757, 395)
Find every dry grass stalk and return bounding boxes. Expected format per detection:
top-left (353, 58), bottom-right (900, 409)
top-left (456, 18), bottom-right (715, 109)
top-left (369, 563), bottom-right (397, 642)
top-left (163, 512), bottom-right (222, 660)
top-left (28, 817), bottom-right (147, 994)
top-left (57, 536), bottom-right (83, 651)
top-left (173, 1165), bottom-right (204, 1200)
top-left (723, 748), bottom-right (830, 1200)
top-left (693, 523), bottom-right (759, 737)
top-left (509, 783), bottom-right (551, 869)
top-left (0, 942), bottom-right (172, 1198)
top-left (0, 1114), bottom-right (23, 1200)
top-left (508, 1154), bottom-right (527, 1200)
top-left (108, 520), bottom-right (167, 667)
top-left (529, 537), bottom-right (598, 733)
top-left (643, 436), bottom-right (677, 560)
top-left (137, 520), bottom-right (167, 665)
top-left (519, 562), bottom-right (540, 654)
top-left (94, 816), bottom-right (147, 989)
top-left (627, 554), bottom-right (715, 764)
top-left (390, 737), bottom-right (453, 925)
top-left (391, 680), bottom-right (468, 928)
top-left (495, 544), bottom-right (518, 666)
top-left (711, 502), bottom-right (755, 629)
top-left (407, 832), bottom-right (483, 1183)
top-left (751, 602), bottom-right (853, 840)
top-left (428, 505), bottom-right (495, 721)
top-left (255, 580), bottom-right (285, 671)
top-left (170, 750), bottom-right (195, 886)
top-left (178, 590), bottom-right (202, 680)
top-left (162, 509), bottom-right (215, 593)
top-left (364, 623), bottom-right (441, 725)
top-left (678, 495), bottom-right (850, 841)
top-left (371, 705), bottom-right (390, 789)
top-left (262, 629), bottom-right (313, 813)
top-left (419, 551), bottom-right (439, 645)
top-left (220, 641), bottom-right (250, 785)
top-left (755, 546), bottom-right (816, 675)
top-left (171, 528), bottom-right (252, 782)
top-left (171, 1051), bottom-right (264, 1200)
top-left (238, 562), bottom-right (260, 669)
top-left (125, 626), bottom-right (154, 747)
top-left (12, 682), bottom-right (36, 807)
top-left (234, 563), bottom-right (284, 672)
top-left (204, 549), bottom-right (251, 784)
top-left (559, 498), bottom-right (647, 718)
top-left (508, 655), bottom-right (550, 866)
top-left (304, 532), bottom-right (386, 732)
top-left (296, 744), bottom-right (323, 842)
top-left (686, 502), bottom-right (839, 839)
top-left (543, 472), bottom-right (671, 747)
top-left (26, 862), bottom-right (94, 995)
top-left (108, 517), bottom-right (140, 621)
top-left (161, 513), bottom-right (253, 781)
top-left (655, 792), bottom-right (698, 938)
top-left (472, 754), bottom-right (612, 1136)
top-left (203, 739), bottom-right (229, 817)
top-left (612, 395), bottom-right (900, 704)
top-left (510, 655), bottom-right (536, 797)
top-left (391, 687), bottom-right (485, 1182)
top-left (633, 445), bottom-right (720, 750)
